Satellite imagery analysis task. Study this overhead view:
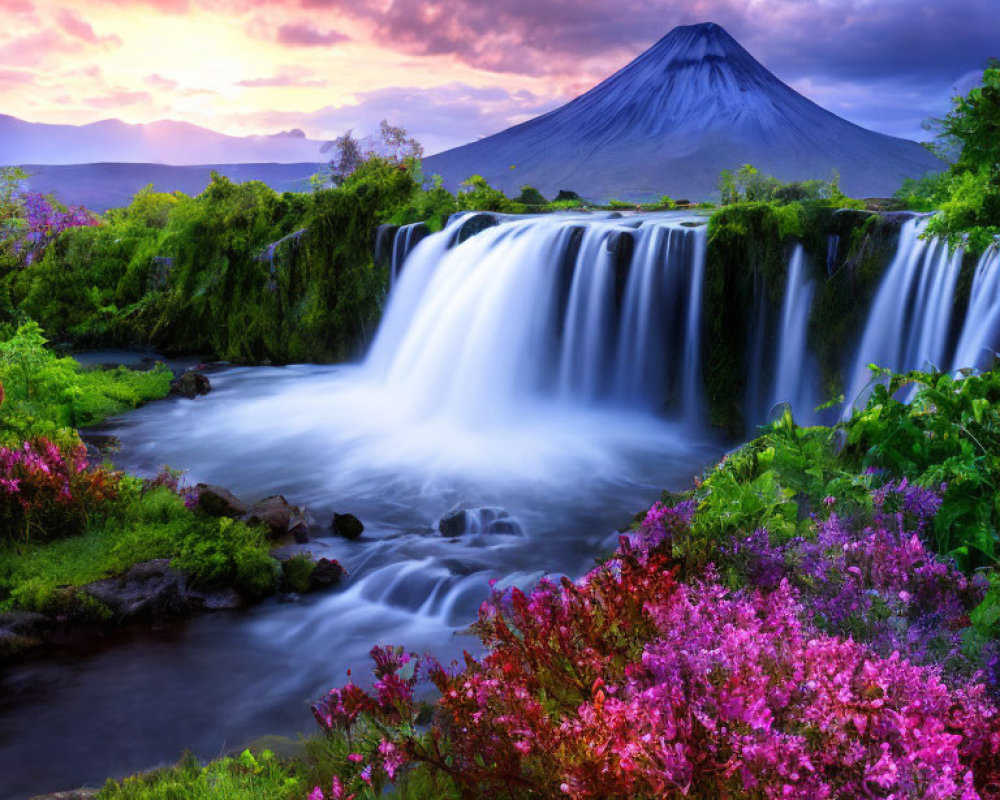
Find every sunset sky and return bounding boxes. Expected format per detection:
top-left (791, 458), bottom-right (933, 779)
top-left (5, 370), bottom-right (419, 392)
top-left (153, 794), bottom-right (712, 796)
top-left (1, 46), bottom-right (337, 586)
top-left (1, 0), bottom-right (997, 155)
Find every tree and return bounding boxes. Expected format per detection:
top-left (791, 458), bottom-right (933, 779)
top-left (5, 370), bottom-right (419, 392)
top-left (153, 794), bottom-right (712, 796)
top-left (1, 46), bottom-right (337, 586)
top-left (936, 61), bottom-right (1000, 180)
top-left (321, 120), bottom-right (423, 187)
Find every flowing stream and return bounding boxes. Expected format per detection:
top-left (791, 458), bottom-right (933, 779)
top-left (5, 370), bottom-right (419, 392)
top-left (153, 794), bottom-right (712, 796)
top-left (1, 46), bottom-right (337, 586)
top-left (2, 211), bottom-right (999, 799)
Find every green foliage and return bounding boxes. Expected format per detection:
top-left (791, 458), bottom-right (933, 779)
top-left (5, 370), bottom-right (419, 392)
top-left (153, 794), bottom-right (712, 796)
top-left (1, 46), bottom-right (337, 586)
top-left (514, 185), bottom-right (548, 207)
top-left (281, 553), bottom-right (316, 593)
top-left (846, 368), bottom-right (1000, 568)
top-left (385, 173), bottom-right (457, 232)
top-left (900, 65), bottom-right (1000, 251)
top-left (0, 487), bottom-right (280, 612)
top-left (718, 164), bottom-right (862, 208)
top-left (97, 749), bottom-right (303, 800)
top-left (0, 321), bottom-right (171, 445)
top-left (457, 174), bottom-right (519, 213)
top-left (174, 516), bottom-right (280, 597)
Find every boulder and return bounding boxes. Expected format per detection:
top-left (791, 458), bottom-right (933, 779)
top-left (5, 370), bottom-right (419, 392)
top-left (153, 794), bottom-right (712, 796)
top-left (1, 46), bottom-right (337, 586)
top-left (331, 512), bottom-right (364, 540)
top-left (439, 507), bottom-right (523, 538)
top-left (83, 560), bottom-right (192, 622)
top-left (170, 369), bottom-right (212, 398)
top-left (310, 558), bottom-right (345, 590)
top-left (244, 495), bottom-right (310, 541)
top-left (0, 611), bottom-right (51, 659)
top-left (448, 213), bottom-right (498, 247)
top-left (195, 484), bottom-right (249, 518)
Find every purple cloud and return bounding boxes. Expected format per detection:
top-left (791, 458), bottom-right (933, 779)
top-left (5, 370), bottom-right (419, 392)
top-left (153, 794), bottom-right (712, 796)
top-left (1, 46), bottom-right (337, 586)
top-left (276, 23), bottom-right (350, 47)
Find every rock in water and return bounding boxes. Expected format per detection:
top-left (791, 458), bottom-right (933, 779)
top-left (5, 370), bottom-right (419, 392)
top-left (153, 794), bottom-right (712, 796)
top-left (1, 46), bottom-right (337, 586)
top-left (439, 507), bottom-right (523, 537)
top-left (310, 558), bottom-right (345, 590)
top-left (171, 369), bottom-right (211, 398)
top-left (331, 512), bottom-right (364, 539)
top-left (422, 22), bottom-right (942, 201)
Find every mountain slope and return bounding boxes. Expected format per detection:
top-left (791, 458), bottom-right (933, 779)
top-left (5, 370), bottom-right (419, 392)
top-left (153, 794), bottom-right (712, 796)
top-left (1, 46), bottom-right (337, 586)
top-left (22, 162), bottom-right (323, 212)
top-left (0, 115), bottom-right (325, 166)
top-left (423, 22), bottom-right (943, 201)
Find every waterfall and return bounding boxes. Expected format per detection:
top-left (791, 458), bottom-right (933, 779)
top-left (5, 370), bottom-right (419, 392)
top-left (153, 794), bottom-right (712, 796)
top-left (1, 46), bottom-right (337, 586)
top-left (953, 244), bottom-right (1000, 373)
top-left (390, 222), bottom-right (430, 284)
top-left (844, 218), bottom-right (963, 412)
top-left (366, 212), bottom-right (709, 425)
top-left (769, 245), bottom-right (819, 423)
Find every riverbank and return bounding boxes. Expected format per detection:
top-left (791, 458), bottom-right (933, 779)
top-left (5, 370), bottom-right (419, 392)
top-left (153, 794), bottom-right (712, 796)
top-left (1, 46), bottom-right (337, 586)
top-left (33, 365), bottom-right (1000, 799)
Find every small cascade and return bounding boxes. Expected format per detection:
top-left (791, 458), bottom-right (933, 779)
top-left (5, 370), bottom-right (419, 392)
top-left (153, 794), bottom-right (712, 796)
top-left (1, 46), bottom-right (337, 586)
top-left (844, 218), bottom-right (963, 411)
top-left (953, 244), bottom-right (1000, 372)
top-left (769, 245), bottom-right (819, 423)
top-left (390, 222), bottom-right (430, 284)
top-left (367, 212), bottom-right (709, 424)
top-left (826, 234), bottom-right (840, 275)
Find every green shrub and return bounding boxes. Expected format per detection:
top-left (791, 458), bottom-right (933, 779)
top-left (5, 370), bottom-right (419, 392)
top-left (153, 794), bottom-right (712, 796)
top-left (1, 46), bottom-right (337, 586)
top-left (0, 321), bottom-right (171, 445)
top-left (281, 554), bottom-right (315, 593)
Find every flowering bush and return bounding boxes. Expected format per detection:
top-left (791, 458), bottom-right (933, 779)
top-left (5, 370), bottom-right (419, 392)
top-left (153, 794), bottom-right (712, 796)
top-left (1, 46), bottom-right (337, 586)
top-left (0, 437), bottom-right (120, 542)
top-left (12, 192), bottom-right (99, 266)
top-left (309, 493), bottom-right (1000, 799)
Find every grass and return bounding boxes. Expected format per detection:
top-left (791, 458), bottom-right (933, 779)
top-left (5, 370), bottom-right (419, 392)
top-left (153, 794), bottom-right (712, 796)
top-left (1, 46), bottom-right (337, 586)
top-left (0, 486), bottom-right (280, 614)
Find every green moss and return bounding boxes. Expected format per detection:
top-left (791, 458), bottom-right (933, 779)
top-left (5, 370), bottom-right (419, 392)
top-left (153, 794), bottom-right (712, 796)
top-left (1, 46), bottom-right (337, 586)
top-left (281, 554), bottom-right (316, 593)
top-left (0, 488), bottom-right (280, 613)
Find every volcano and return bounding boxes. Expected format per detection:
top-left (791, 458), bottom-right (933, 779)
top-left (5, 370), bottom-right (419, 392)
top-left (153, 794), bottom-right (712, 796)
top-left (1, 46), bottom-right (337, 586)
top-left (422, 22), bottom-right (942, 201)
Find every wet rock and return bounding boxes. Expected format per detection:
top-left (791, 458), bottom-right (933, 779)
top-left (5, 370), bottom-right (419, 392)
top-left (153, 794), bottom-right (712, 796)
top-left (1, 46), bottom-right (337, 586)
top-left (80, 432), bottom-right (121, 457)
top-left (0, 611), bottom-right (51, 658)
top-left (190, 587), bottom-right (244, 611)
top-left (244, 495), bottom-right (309, 541)
top-left (30, 790), bottom-right (98, 800)
top-left (449, 212), bottom-right (498, 247)
top-left (277, 592), bottom-right (301, 604)
top-left (331, 512), bottom-right (364, 540)
top-left (439, 507), bottom-right (523, 537)
top-left (310, 558), bottom-right (345, 590)
top-left (196, 484), bottom-right (249, 518)
top-left (170, 369), bottom-right (212, 398)
top-left (83, 560), bottom-right (192, 622)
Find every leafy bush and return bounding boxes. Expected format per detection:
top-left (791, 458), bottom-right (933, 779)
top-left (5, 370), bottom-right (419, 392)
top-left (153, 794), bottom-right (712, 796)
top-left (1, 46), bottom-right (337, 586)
top-left (846, 368), bottom-right (1000, 569)
top-left (0, 321), bottom-right (171, 445)
top-left (898, 65), bottom-right (1000, 251)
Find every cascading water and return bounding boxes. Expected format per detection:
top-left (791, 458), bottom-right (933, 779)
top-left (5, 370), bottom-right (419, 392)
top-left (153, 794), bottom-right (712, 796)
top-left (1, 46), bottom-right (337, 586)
top-left (769, 244), bottom-right (820, 423)
top-left (953, 244), bottom-right (1000, 372)
top-left (372, 212), bottom-right (709, 423)
top-left (845, 218), bottom-right (964, 411)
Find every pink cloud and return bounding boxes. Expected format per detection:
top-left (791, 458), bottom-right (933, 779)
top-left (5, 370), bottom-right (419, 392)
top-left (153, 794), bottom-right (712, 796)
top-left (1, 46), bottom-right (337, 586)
top-left (56, 8), bottom-right (122, 47)
top-left (145, 73), bottom-right (179, 90)
top-left (276, 23), bottom-right (350, 47)
top-left (85, 88), bottom-right (154, 108)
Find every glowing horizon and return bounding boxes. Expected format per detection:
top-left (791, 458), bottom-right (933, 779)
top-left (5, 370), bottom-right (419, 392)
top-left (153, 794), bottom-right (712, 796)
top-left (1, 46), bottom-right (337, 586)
top-left (0, 0), bottom-right (996, 155)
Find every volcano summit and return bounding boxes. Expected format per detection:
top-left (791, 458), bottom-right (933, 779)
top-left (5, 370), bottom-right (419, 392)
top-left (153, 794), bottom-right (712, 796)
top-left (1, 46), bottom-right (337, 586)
top-left (423, 22), bottom-right (942, 201)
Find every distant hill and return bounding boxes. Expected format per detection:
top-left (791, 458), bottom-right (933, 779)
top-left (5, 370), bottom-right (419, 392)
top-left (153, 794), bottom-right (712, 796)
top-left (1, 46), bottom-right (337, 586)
top-left (22, 162), bottom-right (324, 212)
top-left (423, 22), bottom-right (943, 201)
top-left (0, 115), bottom-right (326, 165)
